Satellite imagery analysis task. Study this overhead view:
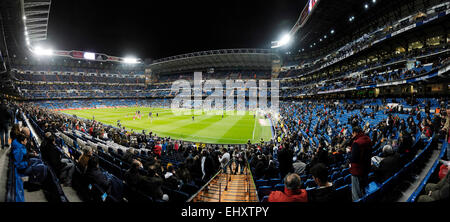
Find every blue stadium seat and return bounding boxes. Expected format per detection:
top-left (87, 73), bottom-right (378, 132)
top-left (344, 174), bottom-right (351, 184)
top-left (305, 179), bottom-right (316, 189)
top-left (258, 186), bottom-right (273, 199)
top-left (333, 177), bottom-right (344, 188)
top-left (269, 178), bottom-right (281, 187)
top-left (274, 184), bottom-right (285, 191)
top-left (255, 179), bottom-right (269, 188)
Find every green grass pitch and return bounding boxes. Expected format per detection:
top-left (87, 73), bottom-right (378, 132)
top-left (61, 107), bottom-right (273, 144)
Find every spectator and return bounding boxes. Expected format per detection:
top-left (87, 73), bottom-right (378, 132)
top-left (78, 146), bottom-right (93, 173)
top-left (124, 159), bottom-right (164, 200)
top-left (293, 153), bottom-right (307, 175)
top-left (200, 149), bottom-right (214, 181)
top-left (417, 169), bottom-right (449, 202)
top-left (0, 100), bottom-right (12, 149)
top-left (308, 163), bottom-right (337, 202)
top-left (264, 160), bottom-right (279, 179)
top-left (349, 126), bottom-right (372, 201)
top-left (85, 157), bottom-right (123, 201)
top-left (11, 132), bottom-right (48, 195)
top-left (218, 148), bottom-right (231, 173)
top-left (441, 107), bottom-right (450, 161)
top-left (373, 145), bottom-right (401, 183)
top-left (278, 146), bottom-right (294, 179)
top-left (40, 132), bottom-right (75, 186)
top-left (268, 173), bottom-right (307, 202)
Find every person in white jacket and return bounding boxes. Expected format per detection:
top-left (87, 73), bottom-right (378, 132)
top-left (218, 148), bottom-right (230, 173)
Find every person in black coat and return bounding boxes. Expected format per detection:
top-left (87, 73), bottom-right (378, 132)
top-left (40, 132), bottom-right (75, 186)
top-left (0, 101), bottom-right (12, 149)
top-left (124, 159), bottom-right (163, 200)
top-left (373, 145), bottom-right (401, 183)
top-left (86, 156), bottom-right (110, 190)
top-left (264, 160), bottom-right (279, 179)
top-left (200, 150), bottom-right (214, 181)
top-left (278, 146), bottom-right (294, 179)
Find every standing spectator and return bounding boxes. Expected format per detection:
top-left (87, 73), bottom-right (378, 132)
top-left (218, 148), bottom-right (230, 173)
top-left (268, 173), bottom-right (307, 202)
top-left (441, 107), bottom-right (450, 161)
top-left (200, 149), bottom-right (214, 181)
top-left (278, 146), bottom-right (294, 179)
top-left (235, 149), bottom-right (246, 175)
top-left (349, 126), bottom-right (372, 201)
top-left (0, 100), bottom-right (12, 149)
top-left (153, 141), bottom-right (162, 157)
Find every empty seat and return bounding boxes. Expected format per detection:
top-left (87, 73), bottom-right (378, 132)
top-left (269, 178), bottom-right (281, 187)
top-left (255, 179), bottom-right (269, 188)
top-left (258, 186), bottom-right (272, 199)
top-left (344, 174), bottom-right (351, 184)
top-left (304, 179), bottom-right (316, 188)
top-left (274, 184), bottom-right (285, 191)
top-left (334, 177), bottom-right (344, 188)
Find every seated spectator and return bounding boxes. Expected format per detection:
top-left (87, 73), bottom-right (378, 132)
top-left (40, 132), bottom-right (75, 186)
top-left (373, 145), bottom-right (401, 183)
top-left (78, 146), bottom-right (93, 173)
top-left (163, 164), bottom-right (181, 190)
top-left (85, 157), bottom-right (124, 201)
top-left (417, 169), bottom-right (449, 202)
top-left (9, 124), bottom-right (21, 142)
top-left (11, 132), bottom-right (48, 198)
top-left (124, 159), bottom-right (164, 200)
top-left (308, 163), bottom-right (337, 202)
top-left (122, 148), bottom-right (135, 164)
top-left (268, 173), bottom-right (308, 202)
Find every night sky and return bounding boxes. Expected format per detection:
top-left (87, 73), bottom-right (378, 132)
top-left (46, 0), bottom-right (307, 60)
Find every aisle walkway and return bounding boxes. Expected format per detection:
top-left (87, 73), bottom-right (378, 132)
top-left (192, 163), bottom-right (258, 202)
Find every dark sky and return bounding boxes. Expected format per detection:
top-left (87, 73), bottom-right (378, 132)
top-left (46, 0), bottom-right (307, 60)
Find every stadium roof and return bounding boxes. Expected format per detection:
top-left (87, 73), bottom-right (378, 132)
top-left (149, 49), bottom-right (279, 74)
top-left (21, 0), bottom-right (52, 44)
top-left (289, 0), bottom-right (413, 53)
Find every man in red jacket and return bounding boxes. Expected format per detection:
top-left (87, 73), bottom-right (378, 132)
top-left (349, 126), bottom-right (372, 201)
top-left (268, 173), bottom-right (307, 202)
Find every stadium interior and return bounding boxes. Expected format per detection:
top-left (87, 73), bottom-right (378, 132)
top-left (0, 0), bottom-right (449, 205)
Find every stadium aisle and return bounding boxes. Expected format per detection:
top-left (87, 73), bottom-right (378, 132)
top-left (192, 163), bottom-right (258, 202)
top-left (0, 147), bottom-right (9, 202)
top-left (397, 142), bottom-right (442, 202)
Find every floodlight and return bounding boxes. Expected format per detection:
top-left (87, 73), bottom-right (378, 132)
top-left (32, 46), bottom-right (53, 56)
top-left (271, 33), bottom-right (292, 48)
top-left (330, 29), bottom-right (335, 34)
top-left (279, 34), bottom-right (291, 46)
top-left (364, 4), bottom-right (369, 9)
top-left (123, 57), bottom-right (139, 64)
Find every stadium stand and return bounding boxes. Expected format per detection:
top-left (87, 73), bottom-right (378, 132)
top-left (0, 0), bottom-right (449, 203)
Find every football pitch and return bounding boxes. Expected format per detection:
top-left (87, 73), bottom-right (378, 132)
top-left (61, 107), bottom-right (273, 144)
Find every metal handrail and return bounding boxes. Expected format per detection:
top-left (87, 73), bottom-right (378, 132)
top-left (246, 158), bottom-right (259, 202)
top-left (186, 158), bottom-right (232, 202)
